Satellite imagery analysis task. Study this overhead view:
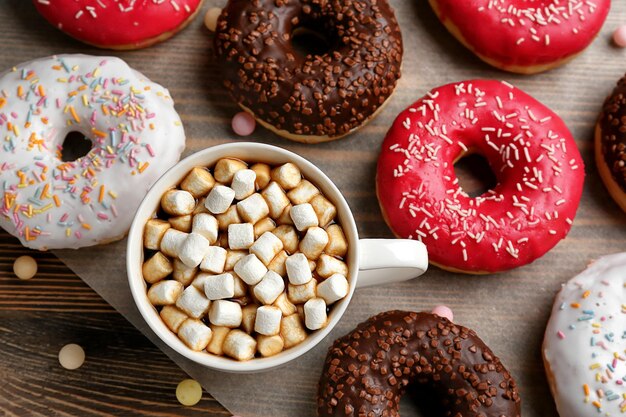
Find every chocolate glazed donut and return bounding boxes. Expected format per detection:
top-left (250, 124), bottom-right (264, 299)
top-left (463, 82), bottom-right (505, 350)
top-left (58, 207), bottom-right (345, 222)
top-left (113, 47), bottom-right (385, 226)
top-left (318, 311), bottom-right (521, 416)
top-left (213, 0), bottom-right (403, 143)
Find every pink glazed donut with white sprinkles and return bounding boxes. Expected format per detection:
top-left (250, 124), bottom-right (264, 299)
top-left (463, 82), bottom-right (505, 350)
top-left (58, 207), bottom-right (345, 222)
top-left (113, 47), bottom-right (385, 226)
top-left (376, 80), bottom-right (584, 274)
top-left (0, 55), bottom-right (186, 250)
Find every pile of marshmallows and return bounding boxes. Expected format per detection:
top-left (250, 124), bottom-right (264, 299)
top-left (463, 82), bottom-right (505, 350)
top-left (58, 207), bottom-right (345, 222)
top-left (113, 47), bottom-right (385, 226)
top-left (142, 159), bottom-right (350, 361)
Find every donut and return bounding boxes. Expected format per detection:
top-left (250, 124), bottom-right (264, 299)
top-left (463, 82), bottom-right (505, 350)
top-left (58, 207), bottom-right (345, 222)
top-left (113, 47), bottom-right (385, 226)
top-left (213, 0), bottom-right (403, 143)
top-left (543, 253), bottom-right (626, 416)
top-left (428, 0), bottom-right (610, 74)
top-left (317, 310), bottom-right (521, 416)
top-left (33, 0), bottom-right (204, 50)
top-left (376, 80), bottom-right (584, 274)
top-left (0, 55), bottom-right (186, 250)
top-left (596, 74), bottom-right (626, 213)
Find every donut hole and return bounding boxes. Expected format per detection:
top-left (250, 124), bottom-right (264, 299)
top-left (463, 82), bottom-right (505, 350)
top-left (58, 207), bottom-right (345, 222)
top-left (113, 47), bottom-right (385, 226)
top-left (453, 152), bottom-right (498, 198)
top-left (291, 26), bottom-right (334, 57)
top-left (60, 131), bottom-right (93, 162)
top-left (399, 384), bottom-right (447, 416)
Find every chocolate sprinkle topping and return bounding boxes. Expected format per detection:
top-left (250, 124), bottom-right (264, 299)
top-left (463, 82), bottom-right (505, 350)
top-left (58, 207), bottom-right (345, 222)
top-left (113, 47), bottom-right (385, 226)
top-left (317, 311), bottom-right (521, 417)
top-left (214, 0), bottom-right (403, 140)
top-left (599, 74), bottom-right (626, 190)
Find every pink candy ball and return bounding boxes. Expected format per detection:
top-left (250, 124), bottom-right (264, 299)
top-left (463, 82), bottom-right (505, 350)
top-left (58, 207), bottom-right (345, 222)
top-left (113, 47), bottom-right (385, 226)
top-left (431, 305), bottom-right (454, 322)
top-left (231, 112), bottom-right (256, 136)
top-left (614, 25), bottom-right (626, 48)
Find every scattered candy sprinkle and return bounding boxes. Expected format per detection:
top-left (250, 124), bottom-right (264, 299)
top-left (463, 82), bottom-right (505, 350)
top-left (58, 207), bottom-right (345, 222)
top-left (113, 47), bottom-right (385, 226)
top-left (204, 7), bottom-right (222, 32)
top-left (176, 379), bottom-right (202, 406)
top-left (58, 343), bottom-right (85, 370)
top-left (613, 25), bottom-right (626, 48)
top-left (13, 255), bottom-right (37, 280)
top-left (231, 111), bottom-right (256, 136)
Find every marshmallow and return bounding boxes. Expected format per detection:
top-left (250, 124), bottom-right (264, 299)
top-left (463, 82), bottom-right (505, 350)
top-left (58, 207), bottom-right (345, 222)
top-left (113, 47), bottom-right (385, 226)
top-left (250, 231), bottom-right (284, 265)
top-left (142, 252), bottom-right (173, 284)
top-left (317, 274), bottom-right (349, 304)
top-left (173, 259), bottom-right (197, 286)
top-left (251, 163), bottom-right (271, 189)
top-left (214, 158), bottom-right (247, 183)
top-left (216, 205), bottom-right (242, 231)
top-left (209, 300), bottom-right (243, 327)
top-left (287, 279), bottom-right (317, 304)
top-left (304, 298), bottom-right (328, 330)
top-left (176, 285), bottom-right (211, 318)
top-left (205, 185), bottom-right (235, 214)
top-left (232, 274), bottom-right (248, 298)
top-left (253, 271), bottom-right (285, 305)
top-left (290, 203), bottom-right (319, 231)
top-left (225, 250), bottom-right (247, 271)
top-left (218, 233), bottom-right (231, 248)
top-left (254, 306), bottom-right (282, 336)
top-left (180, 167), bottom-right (215, 198)
top-left (147, 280), bottom-right (183, 306)
top-left (192, 213), bottom-right (218, 244)
top-left (316, 254), bottom-right (349, 278)
top-left (160, 228), bottom-right (188, 258)
top-left (144, 219), bottom-right (170, 250)
top-left (160, 306), bottom-right (189, 333)
top-left (222, 329), bottom-right (257, 361)
top-left (325, 224), bottom-right (348, 257)
top-left (203, 273), bottom-right (235, 300)
top-left (268, 250), bottom-right (288, 277)
top-left (207, 326), bottom-right (231, 355)
top-left (231, 169), bottom-right (257, 200)
top-left (261, 182), bottom-right (290, 219)
top-left (310, 194), bottom-right (337, 227)
top-left (190, 272), bottom-right (212, 291)
top-left (161, 189), bottom-right (196, 216)
top-left (253, 217), bottom-right (276, 239)
top-left (273, 292), bottom-right (297, 316)
top-left (286, 253), bottom-right (313, 285)
top-left (199, 246), bottom-right (227, 274)
top-left (257, 334), bottom-right (284, 357)
top-left (178, 319), bottom-right (213, 351)
top-left (280, 314), bottom-right (307, 348)
top-left (227, 223), bottom-right (254, 250)
top-left (272, 225), bottom-right (299, 254)
top-left (234, 254), bottom-right (267, 285)
top-left (299, 227), bottom-right (329, 260)
top-left (277, 205), bottom-right (294, 225)
top-left (237, 193), bottom-right (270, 224)
top-left (241, 304), bottom-right (258, 334)
top-left (271, 163), bottom-right (301, 190)
top-left (287, 179), bottom-right (320, 205)
top-left (193, 197), bottom-right (210, 215)
top-left (178, 233), bottom-right (211, 268)
top-left (169, 214), bottom-right (192, 233)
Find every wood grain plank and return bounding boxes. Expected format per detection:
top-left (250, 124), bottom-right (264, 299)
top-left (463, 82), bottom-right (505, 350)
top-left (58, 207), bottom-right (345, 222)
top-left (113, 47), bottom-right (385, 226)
top-left (0, 231), bottom-right (229, 416)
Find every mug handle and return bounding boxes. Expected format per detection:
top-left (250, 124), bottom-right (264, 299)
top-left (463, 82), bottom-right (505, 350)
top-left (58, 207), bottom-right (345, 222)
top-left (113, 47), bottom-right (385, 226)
top-left (356, 239), bottom-right (429, 288)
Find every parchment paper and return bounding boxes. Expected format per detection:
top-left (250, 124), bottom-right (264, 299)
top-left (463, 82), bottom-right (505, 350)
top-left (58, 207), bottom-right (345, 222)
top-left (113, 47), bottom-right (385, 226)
top-left (53, 1), bottom-right (626, 416)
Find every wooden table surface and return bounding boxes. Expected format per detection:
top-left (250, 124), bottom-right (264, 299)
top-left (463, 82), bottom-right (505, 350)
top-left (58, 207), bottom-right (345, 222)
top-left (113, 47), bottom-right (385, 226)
top-left (1, 0), bottom-right (626, 416)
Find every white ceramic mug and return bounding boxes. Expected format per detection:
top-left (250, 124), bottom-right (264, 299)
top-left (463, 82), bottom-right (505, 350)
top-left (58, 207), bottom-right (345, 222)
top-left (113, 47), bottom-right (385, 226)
top-left (127, 142), bottom-right (428, 373)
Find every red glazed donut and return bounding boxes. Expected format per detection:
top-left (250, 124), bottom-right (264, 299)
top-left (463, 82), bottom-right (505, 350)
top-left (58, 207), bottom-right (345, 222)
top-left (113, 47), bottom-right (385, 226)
top-left (318, 311), bottom-right (521, 417)
top-left (33, 0), bottom-right (204, 50)
top-left (429, 0), bottom-right (610, 74)
top-left (376, 80), bottom-right (584, 274)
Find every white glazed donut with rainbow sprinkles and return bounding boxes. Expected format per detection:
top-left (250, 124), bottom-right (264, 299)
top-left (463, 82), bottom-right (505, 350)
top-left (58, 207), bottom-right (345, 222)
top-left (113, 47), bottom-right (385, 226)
top-left (543, 253), bottom-right (626, 416)
top-left (0, 55), bottom-right (186, 250)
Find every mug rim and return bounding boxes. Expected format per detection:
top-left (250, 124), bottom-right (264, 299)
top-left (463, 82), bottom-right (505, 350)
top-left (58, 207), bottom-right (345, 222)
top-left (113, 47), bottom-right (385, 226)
top-left (126, 142), bottom-right (359, 373)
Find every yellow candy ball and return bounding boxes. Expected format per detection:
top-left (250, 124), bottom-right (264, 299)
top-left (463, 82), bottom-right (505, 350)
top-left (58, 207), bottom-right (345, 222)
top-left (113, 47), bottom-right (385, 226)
top-left (176, 379), bottom-right (202, 406)
top-left (13, 255), bottom-right (37, 280)
top-left (204, 7), bottom-right (222, 32)
top-left (58, 344), bottom-right (85, 370)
